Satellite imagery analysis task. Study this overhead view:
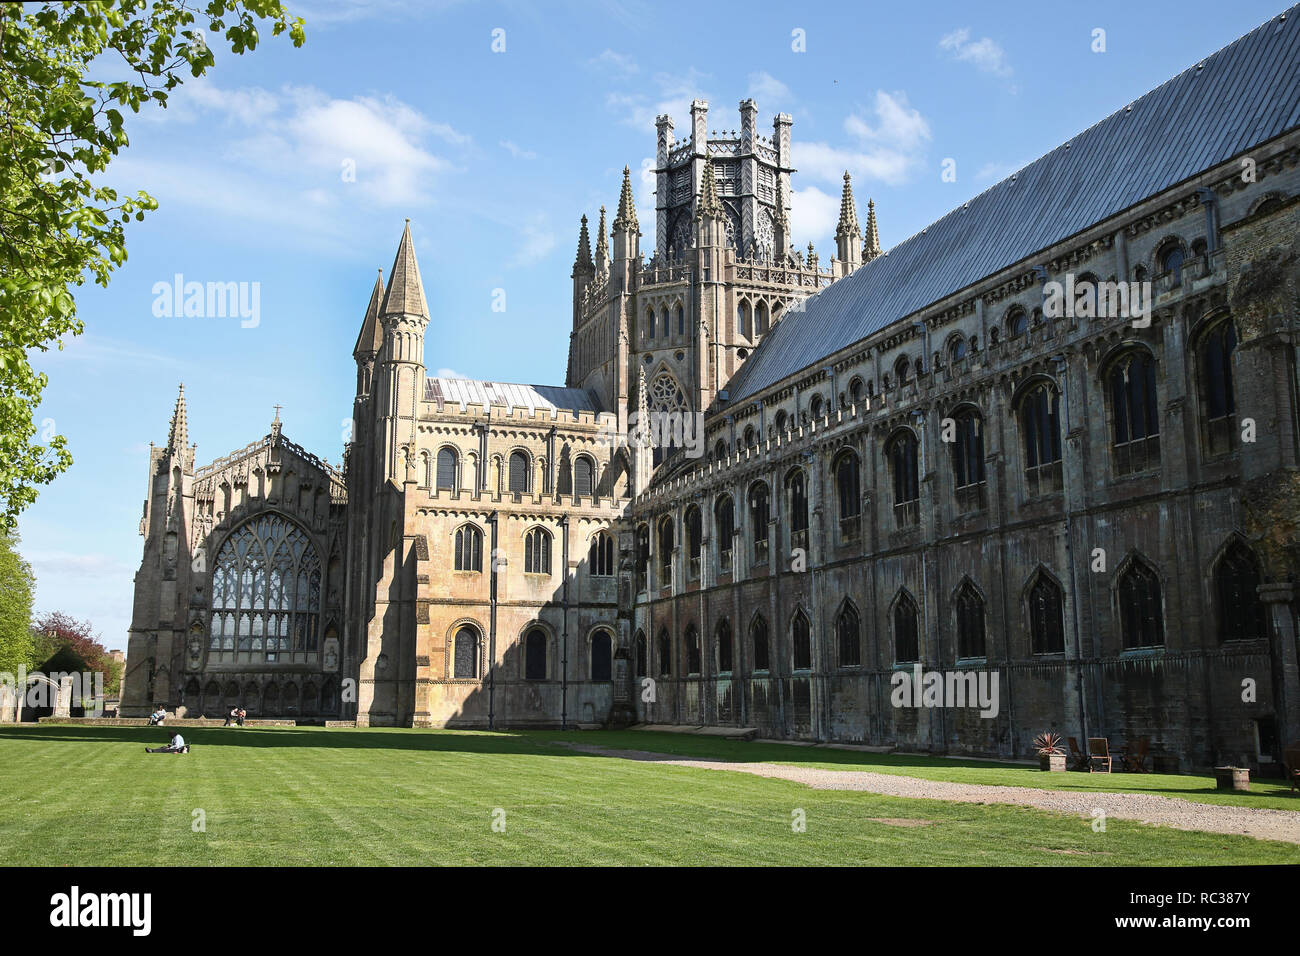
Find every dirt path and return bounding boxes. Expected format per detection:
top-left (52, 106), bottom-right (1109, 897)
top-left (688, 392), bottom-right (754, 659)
top-left (557, 742), bottom-right (1300, 845)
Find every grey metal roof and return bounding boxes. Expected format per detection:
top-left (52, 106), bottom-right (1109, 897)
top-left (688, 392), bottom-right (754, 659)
top-left (424, 376), bottom-right (601, 414)
top-left (727, 6), bottom-right (1300, 404)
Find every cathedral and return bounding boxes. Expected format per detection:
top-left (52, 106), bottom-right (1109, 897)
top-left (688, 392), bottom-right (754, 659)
top-left (123, 7), bottom-right (1300, 770)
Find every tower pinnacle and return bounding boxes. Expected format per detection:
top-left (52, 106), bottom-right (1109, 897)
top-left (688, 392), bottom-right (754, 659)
top-left (573, 214), bottom-right (594, 276)
top-left (594, 205), bottom-right (610, 272)
top-left (379, 220), bottom-right (429, 319)
top-left (864, 198), bottom-right (882, 261)
top-left (353, 268), bottom-right (386, 359)
top-left (835, 171), bottom-right (860, 240)
top-left (167, 383), bottom-right (188, 452)
top-left (695, 162), bottom-right (725, 221)
top-left (613, 166), bottom-right (638, 231)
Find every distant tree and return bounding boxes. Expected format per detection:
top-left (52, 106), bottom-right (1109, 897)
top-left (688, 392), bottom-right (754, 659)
top-left (0, 0), bottom-right (306, 532)
top-left (31, 611), bottom-right (121, 694)
top-left (0, 534), bottom-right (35, 675)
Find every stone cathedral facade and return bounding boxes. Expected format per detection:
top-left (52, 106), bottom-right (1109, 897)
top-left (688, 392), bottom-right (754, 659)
top-left (124, 8), bottom-right (1300, 771)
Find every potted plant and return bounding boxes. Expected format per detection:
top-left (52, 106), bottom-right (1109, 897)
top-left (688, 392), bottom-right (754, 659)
top-left (1034, 732), bottom-right (1067, 772)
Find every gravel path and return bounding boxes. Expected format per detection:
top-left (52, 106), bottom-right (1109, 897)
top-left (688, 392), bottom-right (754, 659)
top-left (557, 742), bottom-right (1300, 845)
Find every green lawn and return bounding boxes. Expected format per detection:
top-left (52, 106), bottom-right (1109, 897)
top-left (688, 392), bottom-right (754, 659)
top-left (0, 724), bottom-right (1293, 866)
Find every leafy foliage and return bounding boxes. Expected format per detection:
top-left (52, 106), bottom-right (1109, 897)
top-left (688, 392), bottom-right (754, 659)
top-left (31, 610), bottom-right (121, 693)
top-left (1032, 731), bottom-right (1064, 757)
top-left (0, 533), bottom-right (35, 675)
top-left (0, 0), bottom-right (305, 532)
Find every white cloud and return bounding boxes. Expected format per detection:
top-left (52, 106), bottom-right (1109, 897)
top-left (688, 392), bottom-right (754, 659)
top-left (500, 140), bottom-right (537, 160)
top-left (939, 28), bottom-right (1013, 78)
top-left (149, 80), bottom-right (467, 210)
top-left (747, 71), bottom-right (792, 107)
top-left (605, 68), bottom-right (713, 132)
top-left (790, 185), bottom-right (840, 253)
top-left (794, 90), bottom-right (931, 188)
top-left (433, 367), bottom-right (467, 380)
top-left (508, 218), bottom-right (558, 268)
top-left (588, 49), bottom-right (639, 77)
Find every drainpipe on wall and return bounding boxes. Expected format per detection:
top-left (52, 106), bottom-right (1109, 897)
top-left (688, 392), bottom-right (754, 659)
top-left (561, 513), bottom-right (570, 731)
top-left (487, 511), bottom-right (498, 730)
top-left (1052, 354), bottom-right (1090, 745)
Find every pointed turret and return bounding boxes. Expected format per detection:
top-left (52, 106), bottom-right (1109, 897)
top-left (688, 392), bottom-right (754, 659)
top-left (835, 171), bottom-right (860, 239)
top-left (572, 214), bottom-right (594, 277)
top-left (379, 220), bottom-right (429, 319)
top-left (695, 162), bottom-right (725, 222)
top-left (613, 166), bottom-right (638, 232)
top-left (353, 269), bottom-right (385, 359)
top-left (863, 198), bottom-right (882, 262)
top-left (834, 171), bottom-right (863, 277)
top-left (594, 205), bottom-right (610, 274)
top-left (167, 383), bottom-right (188, 453)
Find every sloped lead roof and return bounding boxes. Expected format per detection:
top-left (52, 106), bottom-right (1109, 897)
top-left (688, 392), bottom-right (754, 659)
top-left (425, 376), bottom-right (600, 414)
top-left (726, 6), bottom-right (1300, 404)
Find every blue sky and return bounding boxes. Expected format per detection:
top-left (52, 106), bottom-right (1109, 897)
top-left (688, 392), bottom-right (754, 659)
top-left (17, 0), bottom-right (1288, 648)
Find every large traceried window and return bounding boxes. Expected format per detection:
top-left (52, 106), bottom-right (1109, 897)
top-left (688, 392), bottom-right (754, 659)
top-left (1199, 318), bottom-right (1239, 457)
top-left (524, 527), bottom-right (552, 575)
top-left (1019, 381), bottom-right (1063, 496)
top-left (1107, 350), bottom-right (1160, 476)
top-left (210, 515), bottom-right (321, 661)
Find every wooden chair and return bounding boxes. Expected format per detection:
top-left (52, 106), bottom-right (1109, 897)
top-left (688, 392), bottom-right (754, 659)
top-left (1067, 736), bottom-right (1089, 771)
top-left (1121, 737), bottom-right (1150, 773)
top-left (1088, 737), bottom-right (1112, 773)
top-left (1283, 743), bottom-right (1300, 794)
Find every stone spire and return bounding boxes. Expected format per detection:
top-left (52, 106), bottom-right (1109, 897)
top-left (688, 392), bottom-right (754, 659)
top-left (379, 219), bottom-right (429, 319)
top-left (695, 162), bottom-right (725, 221)
top-left (352, 268), bottom-right (385, 359)
top-left (167, 383), bottom-right (188, 452)
top-left (863, 198), bottom-right (882, 261)
top-left (835, 171), bottom-right (860, 240)
top-left (573, 214), bottom-right (594, 275)
top-left (594, 205), bottom-right (610, 273)
top-left (613, 166), bottom-right (638, 231)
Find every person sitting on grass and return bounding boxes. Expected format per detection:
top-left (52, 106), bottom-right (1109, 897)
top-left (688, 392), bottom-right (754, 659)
top-left (146, 732), bottom-right (189, 755)
top-left (237, 708), bottom-right (246, 726)
top-left (224, 707), bottom-right (238, 726)
top-left (147, 706), bottom-right (167, 726)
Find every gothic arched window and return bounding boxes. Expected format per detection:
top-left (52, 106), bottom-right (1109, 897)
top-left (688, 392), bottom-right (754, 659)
top-left (436, 447), bottom-right (458, 492)
top-left (1159, 241), bottom-right (1184, 286)
top-left (738, 301), bottom-right (751, 338)
top-left (894, 355), bottom-right (911, 385)
top-left (454, 524), bottom-right (483, 572)
top-left (685, 505), bottom-right (702, 579)
top-left (656, 628), bottom-right (671, 677)
top-left (675, 303), bottom-right (684, 335)
top-left (1118, 558), bottom-right (1164, 649)
top-left (454, 625), bottom-right (480, 679)
top-left (210, 514), bottom-right (320, 660)
top-left (645, 307), bottom-right (656, 340)
top-left (657, 515), bottom-right (674, 585)
top-left (787, 469), bottom-right (808, 541)
top-left (836, 450), bottom-right (861, 522)
top-left (792, 610), bottom-right (811, 670)
top-left (717, 618), bottom-right (733, 672)
top-left (1214, 541), bottom-right (1266, 642)
top-left (955, 580), bottom-right (986, 659)
top-left (1199, 318), bottom-right (1238, 457)
top-left (524, 527), bottom-right (552, 575)
top-left (1028, 571), bottom-right (1065, 654)
top-left (573, 455), bottom-right (595, 498)
top-left (684, 623), bottom-right (701, 675)
top-left (1107, 350), bottom-right (1160, 476)
top-left (848, 377), bottom-right (864, 404)
top-left (1019, 381), bottom-right (1062, 495)
top-left (588, 531), bottom-right (615, 577)
top-left (756, 302), bottom-right (769, 334)
top-left (649, 372), bottom-right (688, 467)
top-left (715, 494), bottom-right (734, 571)
top-left (886, 429), bottom-right (920, 527)
top-left (894, 592), bottom-right (919, 663)
top-left (591, 629), bottom-right (613, 681)
top-left (837, 601), bottom-right (860, 667)
top-left (508, 450), bottom-right (531, 494)
top-left (660, 306), bottom-right (669, 338)
top-left (1008, 306), bottom-right (1028, 338)
top-left (951, 407), bottom-right (985, 490)
top-left (524, 628), bottom-right (547, 680)
top-left (749, 481), bottom-right (770, 562)
top-left (751, 614), bottom-right (770, 671)
top-left (635, 630), bottom-right (647, 677)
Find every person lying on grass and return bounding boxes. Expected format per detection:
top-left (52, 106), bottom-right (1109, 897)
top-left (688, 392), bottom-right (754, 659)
top-left (146, 732), bottom-right (189, 755)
